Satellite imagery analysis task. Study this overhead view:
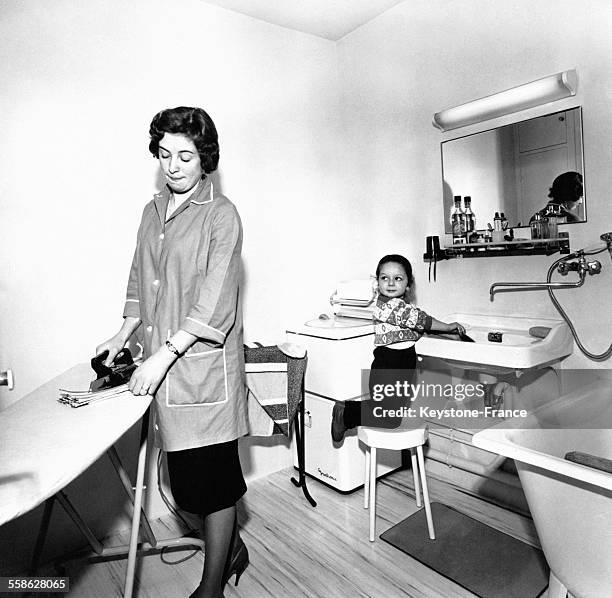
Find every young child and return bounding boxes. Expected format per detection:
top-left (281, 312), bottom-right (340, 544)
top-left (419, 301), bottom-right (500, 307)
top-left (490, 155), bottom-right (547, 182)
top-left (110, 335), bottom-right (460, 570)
top-left (331, 254), bottom-right (465, 442)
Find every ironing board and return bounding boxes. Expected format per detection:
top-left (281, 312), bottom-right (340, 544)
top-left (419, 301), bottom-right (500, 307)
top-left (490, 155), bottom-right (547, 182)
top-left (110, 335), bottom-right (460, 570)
top-left (0, 364), bottom-right (150, 527)
top-left (0, 364), bottom-right (202, 598)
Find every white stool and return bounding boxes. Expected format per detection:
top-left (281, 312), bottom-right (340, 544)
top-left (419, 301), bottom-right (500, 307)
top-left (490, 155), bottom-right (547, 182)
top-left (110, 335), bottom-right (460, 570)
top-left (358, 425), bottom-right (435, 542)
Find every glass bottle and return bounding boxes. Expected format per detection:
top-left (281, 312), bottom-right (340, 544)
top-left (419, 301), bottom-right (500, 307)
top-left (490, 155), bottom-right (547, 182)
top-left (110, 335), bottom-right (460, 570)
top-left (450, 196), bottom-right (464, 242)
top-left (464, 196), bottom-right (475, 237)
top-left (544, 204), bottom-right (560, 238)
top-left (493, 212), bottom-right (502, 231)
top-left (531, 213), bottom-right (549, 240)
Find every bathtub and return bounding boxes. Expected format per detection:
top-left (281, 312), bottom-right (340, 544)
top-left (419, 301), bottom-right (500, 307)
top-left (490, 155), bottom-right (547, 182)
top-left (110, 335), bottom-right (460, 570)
top-left (472, 379), bottom-right (612, 598)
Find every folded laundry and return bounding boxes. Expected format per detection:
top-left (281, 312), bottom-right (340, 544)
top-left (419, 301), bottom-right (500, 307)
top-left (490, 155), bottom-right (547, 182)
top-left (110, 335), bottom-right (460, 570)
top-left (58, 384), bottom-right (130, 408)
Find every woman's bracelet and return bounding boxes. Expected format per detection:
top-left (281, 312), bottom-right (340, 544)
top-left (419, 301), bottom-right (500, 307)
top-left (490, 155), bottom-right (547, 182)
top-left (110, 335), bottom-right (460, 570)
top-left (165, 340), bottom-right (182, 357)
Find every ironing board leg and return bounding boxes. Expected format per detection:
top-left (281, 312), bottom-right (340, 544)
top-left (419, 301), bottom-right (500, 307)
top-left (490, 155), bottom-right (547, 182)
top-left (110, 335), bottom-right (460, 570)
top-left (29, 496), bottom-right (56, 575)
top-left (56, 491), bottom-right (104, 554)
top-left (107, 446), bottom-right (157, 548)
top-left (124, 410), bottom-right (150, 598)
top-left (290, 386), bottom-right (316, 507)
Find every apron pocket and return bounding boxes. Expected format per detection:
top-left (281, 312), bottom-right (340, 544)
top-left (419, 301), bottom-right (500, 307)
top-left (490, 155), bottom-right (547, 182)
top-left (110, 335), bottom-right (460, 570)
top-left (166, 345), bottom-right (228, 407)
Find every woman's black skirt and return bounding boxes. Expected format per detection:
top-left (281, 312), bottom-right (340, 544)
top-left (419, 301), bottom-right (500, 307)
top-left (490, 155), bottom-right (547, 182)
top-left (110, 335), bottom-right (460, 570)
top-left (167, 439), bottom-right (246, 517)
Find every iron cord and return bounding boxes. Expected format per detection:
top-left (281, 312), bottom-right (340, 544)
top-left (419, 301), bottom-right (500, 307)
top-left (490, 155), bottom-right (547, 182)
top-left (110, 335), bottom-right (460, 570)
top-left (546, 246), bottom-right (612, 361)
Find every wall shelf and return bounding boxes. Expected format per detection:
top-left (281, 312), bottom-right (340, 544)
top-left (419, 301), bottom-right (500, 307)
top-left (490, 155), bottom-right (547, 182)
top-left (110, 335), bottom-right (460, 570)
top-left (424, 237), bottom-right (570, 261)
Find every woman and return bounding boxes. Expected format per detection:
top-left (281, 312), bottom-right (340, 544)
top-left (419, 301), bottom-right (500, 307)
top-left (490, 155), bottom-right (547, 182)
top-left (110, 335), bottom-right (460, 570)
top-left (97, 106), bottom-right (249, 598)
top-left (530, 171), bottom-right (584, 224)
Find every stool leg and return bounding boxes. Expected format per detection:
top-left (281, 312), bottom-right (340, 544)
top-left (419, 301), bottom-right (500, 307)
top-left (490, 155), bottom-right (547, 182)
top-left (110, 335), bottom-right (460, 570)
top-left (417, 445), bottom-right (435, 540)
top-left (369, 447), bottom-right (377, 542)
top-left (410, 448), bottom-right (422, 507)
top-left (364, 446), bottom-right (370, 509)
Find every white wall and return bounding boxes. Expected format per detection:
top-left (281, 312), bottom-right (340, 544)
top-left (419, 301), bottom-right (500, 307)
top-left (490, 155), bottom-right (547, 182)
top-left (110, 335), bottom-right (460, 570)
top-left (336, 0), bottom-right (612, 374)
top-left (0, 0), bottom-right (342, 571)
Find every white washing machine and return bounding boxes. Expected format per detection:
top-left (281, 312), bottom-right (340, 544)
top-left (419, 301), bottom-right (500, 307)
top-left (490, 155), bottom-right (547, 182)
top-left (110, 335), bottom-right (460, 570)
top-left (286, 317), bottom-right (402, 492)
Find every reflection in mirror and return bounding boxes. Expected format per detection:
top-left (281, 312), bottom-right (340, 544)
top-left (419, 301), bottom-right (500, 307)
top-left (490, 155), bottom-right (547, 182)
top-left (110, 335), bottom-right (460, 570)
top-left (442, 107), bottom-right (585, 233)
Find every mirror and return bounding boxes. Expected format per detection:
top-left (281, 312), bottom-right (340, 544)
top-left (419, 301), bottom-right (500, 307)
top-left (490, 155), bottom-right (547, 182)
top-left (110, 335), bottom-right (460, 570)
top-left (441, 107), bottom-right (585, 233)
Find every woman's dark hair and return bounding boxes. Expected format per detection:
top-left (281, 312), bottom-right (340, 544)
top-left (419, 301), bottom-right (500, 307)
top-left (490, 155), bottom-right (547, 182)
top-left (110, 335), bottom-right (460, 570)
top-left (548, 171), bottom-right (583, 204)
top-left (376, 254), bottom-right (414, 286)
top-left (149, 106), bottom-right (219, 174)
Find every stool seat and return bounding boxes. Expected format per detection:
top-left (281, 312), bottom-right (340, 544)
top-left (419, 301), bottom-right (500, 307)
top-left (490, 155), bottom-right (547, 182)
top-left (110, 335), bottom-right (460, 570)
top-left (358, 424), bottom-right (435, 542)
top-left (358, 425), bottom-right (427, 450)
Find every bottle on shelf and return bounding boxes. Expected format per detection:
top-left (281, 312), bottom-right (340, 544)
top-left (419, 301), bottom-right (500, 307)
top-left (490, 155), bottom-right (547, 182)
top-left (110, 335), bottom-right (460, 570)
top-left (463, 196), bottom-right (475, 239)
top-left (450, 196), bottom-right (465, 243)
top-left (493, 211), bottom-right (502, 231)
top-left (491, 212), bottom-right (505, 243)
top-left (530, 213), bottom-right (549, 240)
top-left (544, 204), bottom-right (560, 238)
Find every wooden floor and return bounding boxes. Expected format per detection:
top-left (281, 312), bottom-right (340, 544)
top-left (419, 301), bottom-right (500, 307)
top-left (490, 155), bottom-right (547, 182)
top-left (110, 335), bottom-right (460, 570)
top-left (35, 467), bottom-right (542, 598)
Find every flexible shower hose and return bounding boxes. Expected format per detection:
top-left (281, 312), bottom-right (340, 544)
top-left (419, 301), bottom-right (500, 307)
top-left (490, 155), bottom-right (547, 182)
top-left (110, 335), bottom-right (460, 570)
top-left (547, 246), bottom-right (612, 361)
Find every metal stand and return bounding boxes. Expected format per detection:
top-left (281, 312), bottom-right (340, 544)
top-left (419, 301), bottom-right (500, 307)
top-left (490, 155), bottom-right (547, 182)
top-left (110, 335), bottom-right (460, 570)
top-left (290, 380), bottom-right (317, 507)
top-left (30, 409), bottom-right (204, 597)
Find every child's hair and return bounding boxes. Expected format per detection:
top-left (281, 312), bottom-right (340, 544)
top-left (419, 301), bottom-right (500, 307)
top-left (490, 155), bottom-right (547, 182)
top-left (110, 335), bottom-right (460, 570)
top-left (375, 254), bottom-right (414, 286)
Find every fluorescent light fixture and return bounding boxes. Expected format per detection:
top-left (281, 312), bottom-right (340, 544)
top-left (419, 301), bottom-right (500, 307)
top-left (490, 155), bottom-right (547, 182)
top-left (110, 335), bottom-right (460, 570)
top-left (433, 69), bottom-right (578, 132)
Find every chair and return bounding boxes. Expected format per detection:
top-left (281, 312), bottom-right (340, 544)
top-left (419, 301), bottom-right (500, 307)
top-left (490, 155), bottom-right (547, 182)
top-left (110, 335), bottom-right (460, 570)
top-left (358, 425), bottom-right (435, 542)
top-left (244, 342), bottom-right (316, 507)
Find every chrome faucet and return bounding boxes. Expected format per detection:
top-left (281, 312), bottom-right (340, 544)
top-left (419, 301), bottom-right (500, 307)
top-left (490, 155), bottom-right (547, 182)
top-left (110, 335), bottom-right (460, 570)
top-left (489, 252), bottom-right (602, 300)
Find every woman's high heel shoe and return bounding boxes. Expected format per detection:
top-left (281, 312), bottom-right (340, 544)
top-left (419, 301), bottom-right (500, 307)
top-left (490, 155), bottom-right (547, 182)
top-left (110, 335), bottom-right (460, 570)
top-left (222, 534), bottom-right (249, 587)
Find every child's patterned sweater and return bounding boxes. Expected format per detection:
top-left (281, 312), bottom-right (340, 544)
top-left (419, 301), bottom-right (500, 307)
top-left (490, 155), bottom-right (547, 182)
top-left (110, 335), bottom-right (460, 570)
top-left (373, 294), bottom-right (432, 346)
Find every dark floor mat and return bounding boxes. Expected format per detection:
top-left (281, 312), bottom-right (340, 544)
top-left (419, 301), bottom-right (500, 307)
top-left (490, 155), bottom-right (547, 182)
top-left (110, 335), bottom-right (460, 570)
top-left (380, 502), bottom-right (549, 598)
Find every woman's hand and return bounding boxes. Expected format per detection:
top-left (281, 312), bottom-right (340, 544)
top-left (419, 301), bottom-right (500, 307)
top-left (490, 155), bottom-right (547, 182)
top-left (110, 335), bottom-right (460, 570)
top-left (95, 334), bottom-right (127, 367)
top-left (129, 349), bottom-right (175, 396)
top-left (96, 317), bottom-right (141, 366)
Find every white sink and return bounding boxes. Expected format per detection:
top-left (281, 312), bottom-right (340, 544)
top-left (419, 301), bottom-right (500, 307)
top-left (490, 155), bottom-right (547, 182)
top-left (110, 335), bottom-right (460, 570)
top-left (472, 380), bottom-right (612, 597)
top-left (417, 313), bottom-right (572, 372)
